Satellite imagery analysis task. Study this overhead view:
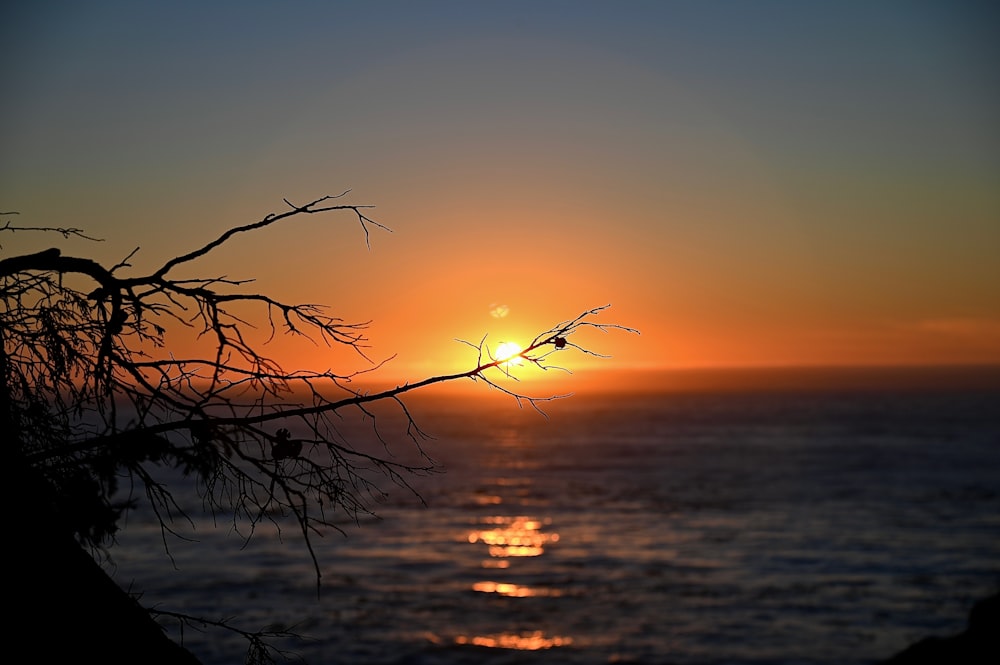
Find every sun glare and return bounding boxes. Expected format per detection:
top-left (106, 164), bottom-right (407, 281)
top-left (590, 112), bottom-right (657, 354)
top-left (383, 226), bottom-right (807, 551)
top-left (495, 341), bottom-right (524, 365)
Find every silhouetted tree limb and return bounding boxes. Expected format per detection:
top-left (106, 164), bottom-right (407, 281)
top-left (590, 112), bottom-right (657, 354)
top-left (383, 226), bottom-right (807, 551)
top-left (0, 199), bottom-right (635, 662)
top-left (0, 212), bottom-right (104, 244)
top-left (150, 608), bottom-right (304, 665)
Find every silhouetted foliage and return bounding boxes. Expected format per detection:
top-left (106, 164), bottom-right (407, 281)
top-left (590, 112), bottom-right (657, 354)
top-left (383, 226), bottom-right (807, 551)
top-left (0, 196), bottom-right (635, 662)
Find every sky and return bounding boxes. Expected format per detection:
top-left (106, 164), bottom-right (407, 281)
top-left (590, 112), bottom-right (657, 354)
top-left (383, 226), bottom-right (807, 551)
top-left (2, 1), bottom-right (999, 388)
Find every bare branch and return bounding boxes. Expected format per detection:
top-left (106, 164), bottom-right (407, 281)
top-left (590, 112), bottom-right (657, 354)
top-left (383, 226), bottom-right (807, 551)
top-left (150, 608), bottom-right (303, 665)
top-left (0, 216), bottom-right (104, 243)
top-left (2, 195), bottom-right (635, 664)
top-left (153, 192), bottom-right (385, 277)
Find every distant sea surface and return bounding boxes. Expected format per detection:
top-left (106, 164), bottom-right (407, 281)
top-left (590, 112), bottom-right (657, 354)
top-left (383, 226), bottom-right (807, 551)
top-left (109, 368), bottom-right (1000, 664)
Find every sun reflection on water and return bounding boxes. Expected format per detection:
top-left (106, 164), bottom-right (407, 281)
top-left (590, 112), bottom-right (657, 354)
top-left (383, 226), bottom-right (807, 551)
top-left (467, 515), bottom-right (560, 559)
top-left (453, 419), bottom-right (574, 654)
top-left (471, 580), bottom-right (563, 597)
top-left (454, 631), bottom-right (572, 650)
top-left (456, 513), bottom-right (571, 649)
top-left (480, 558), bottom-right (510, 569)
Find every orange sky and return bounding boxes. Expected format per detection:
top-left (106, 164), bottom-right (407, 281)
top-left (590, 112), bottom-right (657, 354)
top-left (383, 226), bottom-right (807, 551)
top-left (2, 3), bottom-right (999, 390)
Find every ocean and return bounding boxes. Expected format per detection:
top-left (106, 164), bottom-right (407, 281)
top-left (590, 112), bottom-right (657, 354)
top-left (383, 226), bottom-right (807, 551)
top-left (107, 370), bottom-right (1000, 664)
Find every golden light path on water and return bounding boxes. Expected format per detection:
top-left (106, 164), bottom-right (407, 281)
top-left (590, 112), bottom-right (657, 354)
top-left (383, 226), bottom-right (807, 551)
top-left (454, 631), bottom-right (573, 650)
top-left (455, 513), bottom-right (571, 649)
top-left (470, 580), bottom-right (564, 598)
top-left (467, 515), bottom-right (559, 559)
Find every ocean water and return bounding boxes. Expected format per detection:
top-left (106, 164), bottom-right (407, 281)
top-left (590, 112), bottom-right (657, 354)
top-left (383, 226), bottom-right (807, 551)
top-left (107, 379), bottom-right (1000, 665)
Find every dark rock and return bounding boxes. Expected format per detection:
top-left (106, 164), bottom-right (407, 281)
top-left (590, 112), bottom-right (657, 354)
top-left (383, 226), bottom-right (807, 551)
top-left (12, 464), bottom-right (202, 664)
top-left (880, 593), bottom-right (999, 664)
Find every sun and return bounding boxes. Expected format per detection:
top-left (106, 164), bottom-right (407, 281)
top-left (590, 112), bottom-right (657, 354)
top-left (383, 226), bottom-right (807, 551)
top-left (495, 341), bottom-right (524, 365)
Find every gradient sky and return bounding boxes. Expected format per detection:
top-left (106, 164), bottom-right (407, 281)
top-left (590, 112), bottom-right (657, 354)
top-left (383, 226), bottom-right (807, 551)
top-left (3, 1), bottom-right (999, 385)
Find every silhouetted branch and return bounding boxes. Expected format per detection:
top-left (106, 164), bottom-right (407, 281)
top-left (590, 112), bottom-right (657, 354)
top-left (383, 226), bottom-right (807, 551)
top-left (155, 192), bottom-right (384, 278)
top-left (0, 214), bottom-right (104, 244)
top-left (2, 194), bottom-right (635, 663)
top-left (150, 608), bottom-right (303, 665)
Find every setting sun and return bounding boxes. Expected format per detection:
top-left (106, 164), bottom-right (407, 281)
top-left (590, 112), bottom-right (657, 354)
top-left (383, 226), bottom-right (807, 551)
top-left (495, 341), bottom-right (524, 365)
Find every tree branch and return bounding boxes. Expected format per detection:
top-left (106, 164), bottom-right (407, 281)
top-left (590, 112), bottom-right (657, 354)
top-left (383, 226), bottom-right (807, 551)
top-left (2, 195), bottom-right (636, 664)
